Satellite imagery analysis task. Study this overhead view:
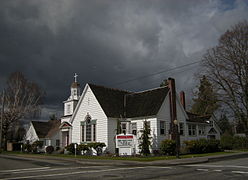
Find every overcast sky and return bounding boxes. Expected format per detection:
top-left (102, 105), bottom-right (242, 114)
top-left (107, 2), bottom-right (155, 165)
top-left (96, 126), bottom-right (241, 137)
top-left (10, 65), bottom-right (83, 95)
top-left (0, 0), bottom-right (248, 119)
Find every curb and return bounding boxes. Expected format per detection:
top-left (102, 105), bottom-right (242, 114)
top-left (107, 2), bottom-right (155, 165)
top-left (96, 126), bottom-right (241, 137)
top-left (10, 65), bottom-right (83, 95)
top-left (1, 152), bottom-right (248, 167)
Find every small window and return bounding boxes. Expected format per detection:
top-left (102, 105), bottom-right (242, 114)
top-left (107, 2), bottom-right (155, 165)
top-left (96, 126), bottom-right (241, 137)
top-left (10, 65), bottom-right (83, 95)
top-left (81, 125), bottom-right (85, 142)
top-left (121, 123), bottom-right (127, 134)
top-left (67, 104), bottom-right (71, 114)
top-left (179, 123), bottom-right (184, 135)
top-left (73, 89), bottom-right (77, 96)
top-left (160, 121), bottom-right (165, 135)
top-left (188, 124), bottom-right (196, 136)
top-left (198, 125), bottom-right (206, 135)
top-left (56, 140), bottom-right (60, 146)
top-left (131, 123), bottom-right (137, 135)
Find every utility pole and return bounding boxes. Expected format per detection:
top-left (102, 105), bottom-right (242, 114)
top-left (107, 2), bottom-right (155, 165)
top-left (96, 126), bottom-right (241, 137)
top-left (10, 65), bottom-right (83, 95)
top-left (0, 90), bottom-right (5, 149)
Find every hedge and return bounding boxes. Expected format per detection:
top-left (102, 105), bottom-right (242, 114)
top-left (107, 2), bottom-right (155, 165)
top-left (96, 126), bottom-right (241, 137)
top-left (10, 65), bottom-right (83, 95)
top-left (184, 139), bottom-right (221, 154)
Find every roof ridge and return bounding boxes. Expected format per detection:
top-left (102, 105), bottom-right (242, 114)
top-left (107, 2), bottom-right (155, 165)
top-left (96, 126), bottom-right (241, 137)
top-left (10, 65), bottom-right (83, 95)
top-left (128, 86), bottom-right (169, 95)
top-left (88, 83), bottom-right (132, 93)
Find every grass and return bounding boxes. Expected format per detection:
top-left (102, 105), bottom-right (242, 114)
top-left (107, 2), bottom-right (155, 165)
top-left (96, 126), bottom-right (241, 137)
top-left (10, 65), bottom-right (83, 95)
top-left (2, 151), bottom-right (237, 162)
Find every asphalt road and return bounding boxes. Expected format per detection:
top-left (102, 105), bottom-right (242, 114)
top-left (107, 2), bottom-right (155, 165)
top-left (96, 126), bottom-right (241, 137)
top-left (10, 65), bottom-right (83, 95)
top-left (0, 156), bottom-right (248, 180)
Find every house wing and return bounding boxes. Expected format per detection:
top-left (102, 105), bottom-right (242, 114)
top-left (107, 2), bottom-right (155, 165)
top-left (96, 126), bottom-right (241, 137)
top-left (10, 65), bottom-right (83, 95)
top-left (31, 121), bottom-right (52, 138)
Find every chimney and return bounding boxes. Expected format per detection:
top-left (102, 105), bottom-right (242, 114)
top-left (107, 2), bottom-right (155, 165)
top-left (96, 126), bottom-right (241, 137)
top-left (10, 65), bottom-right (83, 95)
top-left (180, 91), bottom-right (186, 110)
top-left (168, 78), bottom-right (177, 141)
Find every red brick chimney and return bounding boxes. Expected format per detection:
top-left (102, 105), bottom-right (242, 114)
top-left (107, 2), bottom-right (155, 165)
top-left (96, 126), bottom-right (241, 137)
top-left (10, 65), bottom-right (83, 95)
top-left (180, 91), bottom-right (186, 110)
top-left (168, 78), bottom-right (177, 140)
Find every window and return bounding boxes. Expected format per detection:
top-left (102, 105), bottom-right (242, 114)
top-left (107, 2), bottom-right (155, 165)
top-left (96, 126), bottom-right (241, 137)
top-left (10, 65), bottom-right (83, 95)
top-left (160, 121), bottom-right (166, 135)
top-left (188, 124), bottom-right (196, 136)
top-left (81, 125), bottom-right (84, 142)
top-left (179, 123), bottom-right (184, 135)
top-left (86, 123), bottom-right (92, 141)
top-left (73, 89), bottom-right (77, 96)
top-left (198, 125), bottom-right (206, 135)
top-left (56, 140), bottom-right (60, 147)
top-left (93, 124), bottom-right (96, 141)
top-left (121, 123), bottom-right (127, 134)
top-left (81, 115), bottom-right (96, 142)
top-left (131, 123), bottom-right (137, 135)
top-left (67, 104), bottom-right (71, 114)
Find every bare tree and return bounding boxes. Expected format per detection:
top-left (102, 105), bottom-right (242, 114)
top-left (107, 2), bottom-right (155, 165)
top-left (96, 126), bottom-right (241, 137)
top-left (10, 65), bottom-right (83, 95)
top-left (202, 21), bottom-right (248, 135)
top-left (0, 72), bottom-right (44, 148)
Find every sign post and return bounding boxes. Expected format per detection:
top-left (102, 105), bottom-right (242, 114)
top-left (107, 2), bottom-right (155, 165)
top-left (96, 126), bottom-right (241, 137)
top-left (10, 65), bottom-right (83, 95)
top-left (74, 143), bottom-right (77, 157)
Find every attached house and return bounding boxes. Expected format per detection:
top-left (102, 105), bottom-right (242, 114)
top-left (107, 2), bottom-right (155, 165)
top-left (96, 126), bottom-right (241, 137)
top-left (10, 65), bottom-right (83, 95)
top-left (60, 77), bottom-right (221, 154)
top-left (24, 120), bottom-right (61, 149)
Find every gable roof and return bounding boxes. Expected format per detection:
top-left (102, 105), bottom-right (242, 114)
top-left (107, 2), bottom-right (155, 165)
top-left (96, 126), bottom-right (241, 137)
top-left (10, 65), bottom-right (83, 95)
top-left (88, 84), bottom-right (169, 118)
top-left (31, 120), bottom-right (60, 139)
top-left (126, 87), bottom-right (169, 118)
top-left (186, 112), bottom-right (211, 124)
top-left (88, 84), bottom-right (130, 118)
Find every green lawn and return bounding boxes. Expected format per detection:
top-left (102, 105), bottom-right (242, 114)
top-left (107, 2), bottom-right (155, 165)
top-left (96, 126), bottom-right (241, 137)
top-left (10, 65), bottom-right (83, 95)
top-left (2, 151), bottom-right (236, 162)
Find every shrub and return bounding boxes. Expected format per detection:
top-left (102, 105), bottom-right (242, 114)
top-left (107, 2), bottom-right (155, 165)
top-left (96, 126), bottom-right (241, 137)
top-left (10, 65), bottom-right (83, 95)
top-left (23, 144), bottom-right (32, 153)
top-left (65, 143), bottom-right (79, 154)
top-left (87, 142), bottom-right (106, 156)
top-left (184, 139), bottom-right (221, 154)
top-left (233, 136), bottom-right (248, 149)
top-left (160, 139), bottom-right (176, 155)
top-left (46, 146), bottom-right (54, 154)
top-left (220, 134), bottom-right (234, 150)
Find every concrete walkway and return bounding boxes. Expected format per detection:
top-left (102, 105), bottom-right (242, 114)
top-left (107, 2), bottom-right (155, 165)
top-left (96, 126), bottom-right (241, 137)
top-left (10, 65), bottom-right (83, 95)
top-left (1, 152), bottom-right (248, 167)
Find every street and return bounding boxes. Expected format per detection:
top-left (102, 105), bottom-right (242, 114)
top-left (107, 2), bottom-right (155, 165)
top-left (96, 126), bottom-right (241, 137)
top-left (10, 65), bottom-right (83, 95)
top-left (0, 155), bottom-right (248, 180)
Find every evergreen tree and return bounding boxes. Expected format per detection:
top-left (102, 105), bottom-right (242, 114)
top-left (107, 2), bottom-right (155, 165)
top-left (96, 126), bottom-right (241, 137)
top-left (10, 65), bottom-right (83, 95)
top-left (139, 120), bottom-right (151, 156)
top-left (191, 75), bottom-right (218, 115)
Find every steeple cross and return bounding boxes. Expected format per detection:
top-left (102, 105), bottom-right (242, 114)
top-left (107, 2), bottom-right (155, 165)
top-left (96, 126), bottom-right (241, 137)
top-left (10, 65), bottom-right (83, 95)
top-left (74, 73), bottom-right (78, 82)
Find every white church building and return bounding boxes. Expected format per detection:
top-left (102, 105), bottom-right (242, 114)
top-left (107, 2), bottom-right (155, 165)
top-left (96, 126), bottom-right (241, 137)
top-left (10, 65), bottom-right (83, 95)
top-left (59, 75), bottom-right (221, 154)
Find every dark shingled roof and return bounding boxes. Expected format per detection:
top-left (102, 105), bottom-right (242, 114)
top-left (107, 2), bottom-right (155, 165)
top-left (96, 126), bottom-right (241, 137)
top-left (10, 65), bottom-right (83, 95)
top-left (32, 120), bottom-right (61, 138)
top-left (88, 84), bottom-right (130, 118)
top-left (186, 112), bottom-right (211, 124)
top-left (126, 87), bottom-right (169, 118)
top-left (88, 84), bottom-right (169, 118)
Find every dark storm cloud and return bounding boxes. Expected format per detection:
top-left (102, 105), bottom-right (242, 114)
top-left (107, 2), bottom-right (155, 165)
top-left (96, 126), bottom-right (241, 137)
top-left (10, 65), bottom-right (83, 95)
top-left (0, 0), bottom-right (248, 118)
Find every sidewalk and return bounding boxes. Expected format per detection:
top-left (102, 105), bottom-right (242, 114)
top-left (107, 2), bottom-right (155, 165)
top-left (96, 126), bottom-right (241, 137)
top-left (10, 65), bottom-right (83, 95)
top-left (1, 152), bottom-right (248, 167)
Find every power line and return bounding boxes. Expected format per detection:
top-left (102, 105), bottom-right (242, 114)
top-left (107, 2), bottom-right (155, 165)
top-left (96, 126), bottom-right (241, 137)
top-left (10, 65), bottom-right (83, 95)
top-left (111, 60), bottom-right (201, 87)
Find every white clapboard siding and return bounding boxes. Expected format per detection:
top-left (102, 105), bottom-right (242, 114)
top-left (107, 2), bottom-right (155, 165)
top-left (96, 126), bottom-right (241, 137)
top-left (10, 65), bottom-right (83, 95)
top-left (130, 117), bottom-right (157, 153)
top-left (71, 85), bottom-right (108, 148)
top-left (25, 123), bottom-right (39, 144)
top-left (107, 118), bottom-right (118, 153)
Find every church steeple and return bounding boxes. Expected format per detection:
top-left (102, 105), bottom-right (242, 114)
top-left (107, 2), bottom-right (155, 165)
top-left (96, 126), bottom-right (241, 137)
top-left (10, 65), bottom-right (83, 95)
top-left (70, 73), bottom-right (80, 100)
top-left (63, 73), bottom-right (81, 116)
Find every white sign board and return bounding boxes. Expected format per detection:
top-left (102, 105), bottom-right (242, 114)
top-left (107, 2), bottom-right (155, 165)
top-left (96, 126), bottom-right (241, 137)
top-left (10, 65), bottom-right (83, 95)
top-left (116, 134), bottom-right (134, 156)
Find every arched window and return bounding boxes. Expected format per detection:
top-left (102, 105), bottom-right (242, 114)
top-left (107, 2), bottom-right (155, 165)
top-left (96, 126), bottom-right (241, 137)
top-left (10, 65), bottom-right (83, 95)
top-left (81, 114), bottom-right (96, 142)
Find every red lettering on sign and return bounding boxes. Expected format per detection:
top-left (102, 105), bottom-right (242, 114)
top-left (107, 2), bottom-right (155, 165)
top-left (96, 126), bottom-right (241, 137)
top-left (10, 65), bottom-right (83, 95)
top-left (117, 136), bottom-right (133, 139)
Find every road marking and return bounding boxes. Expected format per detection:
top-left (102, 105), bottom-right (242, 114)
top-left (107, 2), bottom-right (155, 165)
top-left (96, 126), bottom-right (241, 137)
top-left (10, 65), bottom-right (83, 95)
top-left (0, 167), bottom-right (50, 173)
top-left (213, 169), bottom-right (222, 172)
top-left (0, 166), bottom-right (172, 180)
top-left (196, 169), bottom-right (209, 171)
top-left (185, 164), bottom-right (248, 169)
top-left (232, 171), bottom-right (248, 174)
top-left (0, 166), bottom-right (110, 174)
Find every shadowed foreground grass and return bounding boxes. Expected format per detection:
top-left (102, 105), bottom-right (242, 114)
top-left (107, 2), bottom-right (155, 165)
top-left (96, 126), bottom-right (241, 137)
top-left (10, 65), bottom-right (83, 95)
top-left (2, 151), bottom-right (236, 162)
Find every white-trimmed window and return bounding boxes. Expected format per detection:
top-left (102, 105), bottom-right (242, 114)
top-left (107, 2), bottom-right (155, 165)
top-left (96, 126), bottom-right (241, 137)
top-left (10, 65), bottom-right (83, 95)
top-left (160, 121), bottom-right (166, 135)
top-left (67, 104), bottom-right (71, 114)
top-left (179, 123), bottom-right (184, 136)
top-left (198, 125), bottom-right (206, 135)
top-left (131, 122), bottom-right (137, 135)
top-left (81, 115), bottom-right (96, 142)
top-left (188, 124), bottom-right (196, 136)
top-left (121, 123), bottom-right (127, 134)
